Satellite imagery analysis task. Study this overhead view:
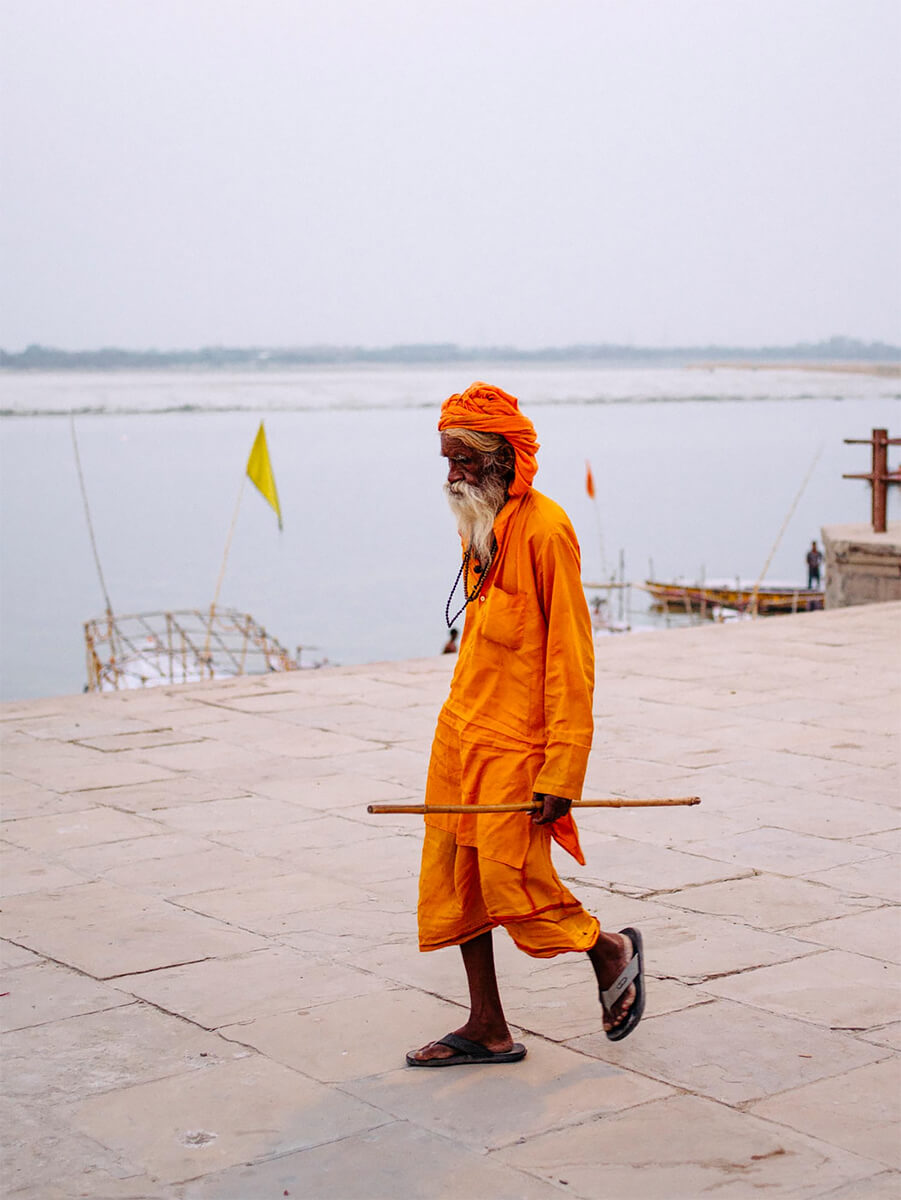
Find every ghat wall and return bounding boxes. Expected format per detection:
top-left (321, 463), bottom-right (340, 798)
top-left (822, 521), bottom-right (901, 608)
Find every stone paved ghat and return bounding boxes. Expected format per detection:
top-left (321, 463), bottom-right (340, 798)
top-left (1, 602), bottom-right (899, 1200)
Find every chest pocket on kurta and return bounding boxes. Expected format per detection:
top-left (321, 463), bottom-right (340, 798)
top-left (480, 587), bottom-right (527, 650)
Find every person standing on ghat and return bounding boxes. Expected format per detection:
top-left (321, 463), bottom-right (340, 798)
top-left (407, 382), bottom-right (645, 1067)
top-left (807, 540), bottom-right (823, 590)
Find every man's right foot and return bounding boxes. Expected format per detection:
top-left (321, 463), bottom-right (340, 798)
top-left (589, 930), bottom-right (639, 1032)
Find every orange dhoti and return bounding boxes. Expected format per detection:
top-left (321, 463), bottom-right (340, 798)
top-left (417, 713), bottom-right (600, 957)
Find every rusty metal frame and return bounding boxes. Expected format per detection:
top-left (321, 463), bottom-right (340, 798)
top-left (843, 428), bottom-right (901, 533)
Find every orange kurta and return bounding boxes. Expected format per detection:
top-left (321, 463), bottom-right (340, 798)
top-left (418, 487), bottom-right (598, 955)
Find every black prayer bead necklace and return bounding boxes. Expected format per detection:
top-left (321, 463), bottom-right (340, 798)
top-left (445, 542), bottom-right (496, 629)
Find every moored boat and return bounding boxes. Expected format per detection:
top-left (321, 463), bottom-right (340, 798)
top-left (644, 579), bottom-right (824, 615)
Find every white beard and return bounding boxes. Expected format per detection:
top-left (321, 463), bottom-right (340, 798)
top-left (444, 476), bottom-right (506, 562)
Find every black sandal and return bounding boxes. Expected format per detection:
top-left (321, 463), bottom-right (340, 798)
top-left (600, 927), bottom-right (646, 1042)
top-left (406, 1032), bottom-right (527, 1067)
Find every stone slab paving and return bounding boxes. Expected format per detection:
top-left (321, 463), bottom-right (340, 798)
top-left (1, 601), bottom-right (899, 1199)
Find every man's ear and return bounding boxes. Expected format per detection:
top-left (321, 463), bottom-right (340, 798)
top-left (497, 441), bottom-right (515, 479)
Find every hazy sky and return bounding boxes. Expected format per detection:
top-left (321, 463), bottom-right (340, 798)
top-left (2, 0), bottom-right (899, 351)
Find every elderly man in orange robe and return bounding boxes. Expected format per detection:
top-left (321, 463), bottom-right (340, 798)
top-left (408, 382), bottom-right (645, 1067)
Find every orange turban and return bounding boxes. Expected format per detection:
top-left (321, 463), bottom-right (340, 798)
top-left (438, 382), bottom-right (539, 497)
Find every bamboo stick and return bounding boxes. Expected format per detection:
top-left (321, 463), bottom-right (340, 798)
top-left (367, 797), bottom-right (700, 815)
top-left (205, 474), bottom-right (247, 659)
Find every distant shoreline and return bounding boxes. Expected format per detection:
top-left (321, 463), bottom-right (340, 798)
top-left (2, 338), bottom-right (899, 372)
top-left (691, 361), bottom-right (901, 378)
top-left (3, 359), bottom-right (899, 379)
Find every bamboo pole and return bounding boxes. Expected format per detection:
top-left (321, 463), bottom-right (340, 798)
top-left (204, 474), bottom-right (247, 658)
top-left (70, 415), bottom-right (114, 617)
top-left (750, 444), bottom-right (823, 617)
top-left (368, 796), bottom-right (700, 815)
top-left (591, 492), bottom-right (607, 580)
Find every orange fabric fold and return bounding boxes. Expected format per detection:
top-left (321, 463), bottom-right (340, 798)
top-left (417, 825), bottom-right (600, 956)
top-left (438, 381), bottom-right (540, 497)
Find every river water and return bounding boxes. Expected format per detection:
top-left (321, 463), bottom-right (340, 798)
top-left (1, 363), bottom-right (897, 700)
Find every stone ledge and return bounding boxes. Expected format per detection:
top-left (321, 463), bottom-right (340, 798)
top-left (822, 521), bottom-right (901, 607)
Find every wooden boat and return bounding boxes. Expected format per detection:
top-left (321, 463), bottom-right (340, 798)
top-left (644, 579), bottom-right (824, 616)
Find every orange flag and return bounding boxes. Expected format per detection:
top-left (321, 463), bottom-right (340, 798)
top-left (585, 460), bottom-right (595, 500)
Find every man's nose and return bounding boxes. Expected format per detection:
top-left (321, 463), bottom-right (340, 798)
top-left (447, 461), bottom-right (463, 483)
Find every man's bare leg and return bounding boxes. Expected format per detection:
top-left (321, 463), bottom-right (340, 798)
top-left (588, 931), bottom-right (637, 1032)
top-left (408, 930), bottom-right (514, 1063)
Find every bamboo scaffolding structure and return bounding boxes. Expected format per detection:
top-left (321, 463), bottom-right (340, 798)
top-left (368, 796), bottom-right (700, 815)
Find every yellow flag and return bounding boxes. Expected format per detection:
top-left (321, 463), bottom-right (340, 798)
top-left (246, 421), bottom-right (282, 529)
